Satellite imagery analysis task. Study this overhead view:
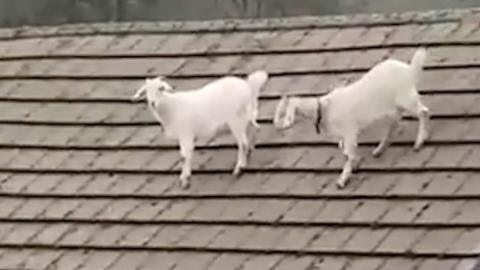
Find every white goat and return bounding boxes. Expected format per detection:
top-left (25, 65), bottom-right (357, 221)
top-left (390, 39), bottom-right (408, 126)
top-left (132, 71), bottom-right (269, 189)
top-left (274, 48), bottom-right (430, 188)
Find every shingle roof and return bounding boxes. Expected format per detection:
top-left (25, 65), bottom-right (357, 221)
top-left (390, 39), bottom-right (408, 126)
top-left (1, 7), bottom-right (480, 270)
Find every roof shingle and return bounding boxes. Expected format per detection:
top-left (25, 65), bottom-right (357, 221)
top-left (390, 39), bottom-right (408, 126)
top-left (1, 7), bottom-right (480, 270)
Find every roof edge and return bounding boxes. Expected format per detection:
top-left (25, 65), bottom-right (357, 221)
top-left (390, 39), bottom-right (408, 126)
top-left (0, 7), bottom-right (479, 39)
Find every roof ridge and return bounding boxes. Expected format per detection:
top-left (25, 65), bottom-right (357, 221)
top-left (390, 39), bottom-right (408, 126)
top-left (0, 8), bottom-right (479, 40)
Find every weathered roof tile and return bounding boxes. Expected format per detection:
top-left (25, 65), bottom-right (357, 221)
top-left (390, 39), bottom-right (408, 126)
top-left (0, 8), bottom-right (479, 267)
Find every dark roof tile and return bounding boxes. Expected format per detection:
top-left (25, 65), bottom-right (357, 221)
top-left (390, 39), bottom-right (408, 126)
top-left (105, 251), bottom-right (150, 270)
top-left (174, 253), bottom-right (218, 270)
top-left (23, 250), bottom-right (63, 270)
top-left (125, 200), bottom-right (170, 220)
top-left (2, 223), bottom-right (45, 244)
top-left (312, 255), bottom-right (348, 270)
top-left (276, 228), bottom-right (323, 250)
top-left (205, 254), bottom-right (249, 270)
top-left (377, 229), bottom-right (426, 252)
top-left (76, 251), bottom-right (121, 270)
top-left (176, 226), bottom-right (224, 247)
top-left (378, 258), bottom-right (420, 270)
top-left (87, 224), bottom-right (131, 246)
top-left (241, 227), bottom-right (288, 250)
top-left (420, 173), bottom-right (465, 195)
top-left (0, 249), bottom-right (36, 270)
top-left (66, 199), bottom-right (110, 219)
top-left (308, 227), bottom-right (356, 251)
top-left (343, 228), bottom-right (390, 252)
top-left (0, 174), bottom-right (37, 193)
top-left (273, 256), bottom-right (317, 270)
top-left (11, 198), bottom-right (53, 219)
top-left (451, 201), bottom-right (480, 224)
top-left (346, 199), bottom-right (391, 222)
top-left (414, 200), bottom-right (465, 223)
top-left (416, 259), bottom-right (460, 270)
top-left (380, 201), bottom-right (430, 223)
top-left (313, 200), bottom-right (359, 222)
top-left (240, 255), bottom-right (283, 270)
top-left (96, 199), bottom-right (140, 220)
top-left (31, 223), bottom-right (72, 244)
top-left (1, 8), bottom-right (480, 267)
top-left (137, 252), bottom-right (181, 270)
top-left (209, 226), bottom-right (256, 248)
top-left (50, 175), bottom-right (93, 194)
top-left (456, 259), bottom-right (479, 270)
top-left (42, 199), bottom-right (81, 219)
top-left (343, 258), bottom-right (385, 270)
top-left (281, 200), bottom-right (327, 222)
top-left (48, 250), bottom-right (91, 270)
top-left (413, 229), bottom-right (464, 253)
top-left (58, 224), bottom-right (100, 245)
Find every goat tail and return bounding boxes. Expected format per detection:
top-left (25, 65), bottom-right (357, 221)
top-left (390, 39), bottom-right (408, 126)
top-left (246, 70), bottom-right (269, 127)
top-left (246, 70), bottom-right (268, 99)
top-left (410, 47), bottom-right (427, 84)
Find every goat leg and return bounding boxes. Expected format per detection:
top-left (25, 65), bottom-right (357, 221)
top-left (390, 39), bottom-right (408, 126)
top-left (373, 113), bottom-right (400, 157)
top-left (179, 138), bottom-right (194, 189)
top-left (336, 135), bottom-right (358, 189)
top-left (230, 122), bottom-right (250, 177)
top-left (233, 140), bottom-right (248, 177)
top-left (246, 124), bottom-right (259, 159)
top-left (414, 106), bottom-right (430, 151)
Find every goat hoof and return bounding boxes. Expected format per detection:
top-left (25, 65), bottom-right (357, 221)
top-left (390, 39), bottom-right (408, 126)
top-left (413, 142), bottom-right (423, 151)
top-left (336, 180), bottom-right (346, 189)
top-left (372, 148), bottom-right (384, 158)
top-left (179, 175), bottom-right (191, 189)
top-left (180, 180), bottom-right (190, 189)
top-left (233, 166), bottom-right (243, 177)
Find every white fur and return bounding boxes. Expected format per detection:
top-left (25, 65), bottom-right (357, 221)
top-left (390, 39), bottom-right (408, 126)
top-left (132, 71), bottom-right (269, 189)
top-left (274, 48), bottom-right (430, 188)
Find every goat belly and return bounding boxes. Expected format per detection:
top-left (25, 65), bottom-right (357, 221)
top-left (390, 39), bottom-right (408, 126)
top-left (163, 129), bottom-right (176, 140)
top-left (197, 123), bottom-right (227, 140)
